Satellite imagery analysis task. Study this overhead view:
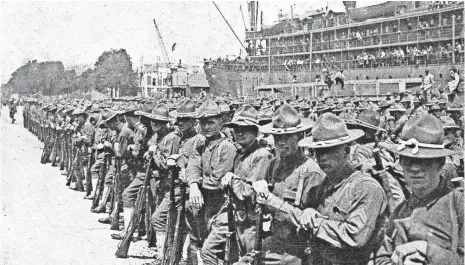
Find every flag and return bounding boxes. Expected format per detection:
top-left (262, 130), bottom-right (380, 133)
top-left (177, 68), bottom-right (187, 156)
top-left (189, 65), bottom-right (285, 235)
top-left (171, 43), bottom-right (176, 52)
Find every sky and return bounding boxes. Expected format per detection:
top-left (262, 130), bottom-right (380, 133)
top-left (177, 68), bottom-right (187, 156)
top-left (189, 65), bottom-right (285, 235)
top-left (0, 1), bottom-right (383, 84)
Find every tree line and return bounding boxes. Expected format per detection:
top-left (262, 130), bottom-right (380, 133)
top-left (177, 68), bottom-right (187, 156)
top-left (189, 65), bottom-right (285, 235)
top-left (3, 49), bottom-right (139, 97)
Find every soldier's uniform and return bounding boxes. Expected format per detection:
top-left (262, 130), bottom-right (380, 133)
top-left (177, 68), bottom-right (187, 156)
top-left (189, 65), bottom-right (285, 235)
top-left (262, 113), bottom-right (388, 265)
top-left (185, 100), bottom-right (237, 263)
top-left (201, 105), bottom-right (272, 265)
top-left (375, 114), bottom-right (464, 265)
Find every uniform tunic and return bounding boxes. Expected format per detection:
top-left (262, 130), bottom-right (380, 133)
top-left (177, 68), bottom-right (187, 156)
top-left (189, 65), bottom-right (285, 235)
top-left (201, 140), bottom-right (272, 264)
top-left (374, 180), bottom-right (463, 265)
top-left (266, 169), bottom-right (388, 265)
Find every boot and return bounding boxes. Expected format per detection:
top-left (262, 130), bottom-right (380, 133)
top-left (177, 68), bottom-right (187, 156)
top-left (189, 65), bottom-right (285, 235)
top-left (91, 186), bottom-right (110, 213)
top-left (111, 207), bottom-right (133, 240)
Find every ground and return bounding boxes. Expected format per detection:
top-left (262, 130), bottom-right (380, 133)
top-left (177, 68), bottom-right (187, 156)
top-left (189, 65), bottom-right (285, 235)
top-left (0, 106), bottom-right (156, 265)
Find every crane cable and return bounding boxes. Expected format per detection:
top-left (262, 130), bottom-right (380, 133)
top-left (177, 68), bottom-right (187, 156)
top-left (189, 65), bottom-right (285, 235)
top-left (212, 1), bottom-right (248, 52)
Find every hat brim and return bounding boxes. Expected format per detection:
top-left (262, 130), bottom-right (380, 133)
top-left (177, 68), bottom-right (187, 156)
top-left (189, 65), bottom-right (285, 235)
top-left (446, 109), bottom-right (462, 112)
top-left (224, 120), bottom-right (259, 128)
top-left (346, 119), bottom-right (386, 132)
top-left (135, 110), bottom-right (173, 122)
top-left (299, 129), bottom-right (364, 149)
top-left (260, 120), bottom-right (314, 135)
top-left (197, 113), bottom-right (222, 119)
top-left (380, 142), bottom-right (462, 158)
top-left (170, 110), bottom-right (197, 119)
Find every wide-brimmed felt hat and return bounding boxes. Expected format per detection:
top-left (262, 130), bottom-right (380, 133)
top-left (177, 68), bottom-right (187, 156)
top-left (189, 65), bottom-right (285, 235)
top-left (346, 109), bottom-right (386, 132)
top-left (260, 103), bottom-right (314, 135)
top-left (381, 114), bottom-right (461, 158)
top-left (197, 100), bottom-right (222, 119)
top-left (98, 108), bottom-right (116, 126)
top-left (379, 100), bottom-right (392, 109)
top-left (135, 103), bottom-right (173, 122)
top-left (429, 104), bottom-right (441, 112)
top-left (171, 98), bottom-right (196, 118)
top-left (258, 108), bottom-right (274, 125)
top-left (331, 104), bottom-right (344, 113)
top-left (299, 113), bottom-right (364, 149)
top-left (446, 103), bottom-right (463, 112)
top-left (72, 107), bottom-right (86, 116)
top-left (218, 102), bottom-right (233, 114)
top-left (440, 116), bottom-right (462, 130)
top-left (389, 104), bottom-right (406, 113)
top-left (224, 104), bottom-right (259, 128)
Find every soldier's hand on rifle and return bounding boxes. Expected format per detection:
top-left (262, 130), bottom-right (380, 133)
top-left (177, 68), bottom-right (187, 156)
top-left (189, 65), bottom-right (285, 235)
top-left (299, 208), bottom-right (328, 231)
top-left (252, 179), bottom-right (270, 201)
top-left (114, 142), bottom-right (122, 157)
top-left (391, 240), bottom-right (427, 265)
top-left (220, 172), bottom-right (235, 188)
top-left (128, 144), bottom-right (140, 156)
top-left (103, 141), bottom-right (112, 148)
top-left (189, 183), bottom-right (204, 209)
top-left (143, 151), bottom-right (153, 161)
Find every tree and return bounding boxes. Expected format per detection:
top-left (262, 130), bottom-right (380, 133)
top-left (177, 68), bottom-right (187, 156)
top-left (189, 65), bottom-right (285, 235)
top-left (93, 49), bottom-right (139, 96)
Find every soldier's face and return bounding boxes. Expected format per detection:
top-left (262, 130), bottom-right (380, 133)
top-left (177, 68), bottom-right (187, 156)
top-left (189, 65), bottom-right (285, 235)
top-left (177, 118), bottom-right (195, 133)
top-left (273, 133), bottom-right (300, 157)
top-left (401, 156), bottom-right (443, 198)
top-left (151, 120), bottom-right (167, 133)
top-left (315, 145), bottom-right (348, 175)
top-left (199, 117), bottom-right (222, 139)
top-left (232, 126), bottom-right (257, 148)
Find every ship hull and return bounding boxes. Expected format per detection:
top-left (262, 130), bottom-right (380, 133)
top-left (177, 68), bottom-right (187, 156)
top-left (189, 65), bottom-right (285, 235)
top-left (205, 63), bottom-right (463, 98)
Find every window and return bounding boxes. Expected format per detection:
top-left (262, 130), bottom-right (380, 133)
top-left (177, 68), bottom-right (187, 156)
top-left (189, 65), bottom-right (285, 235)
top-left (147, 75), bottom-right (151, 85)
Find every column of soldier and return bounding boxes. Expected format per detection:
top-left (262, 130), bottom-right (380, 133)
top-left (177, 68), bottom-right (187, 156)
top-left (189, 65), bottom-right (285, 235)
top-left (22, 91), bottom-right (463, 265)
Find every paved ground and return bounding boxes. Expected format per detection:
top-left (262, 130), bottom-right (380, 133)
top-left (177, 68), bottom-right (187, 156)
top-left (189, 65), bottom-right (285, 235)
top-left (1, 106), bottom-right (156, 265)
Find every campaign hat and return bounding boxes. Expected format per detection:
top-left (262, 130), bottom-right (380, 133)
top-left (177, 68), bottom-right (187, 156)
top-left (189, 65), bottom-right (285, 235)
top-left (260, 103), bottom-right (314, 135)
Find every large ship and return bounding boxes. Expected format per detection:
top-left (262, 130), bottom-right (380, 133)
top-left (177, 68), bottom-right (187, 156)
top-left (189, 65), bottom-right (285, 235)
top-left (204, 1), bottom-right (464, 98)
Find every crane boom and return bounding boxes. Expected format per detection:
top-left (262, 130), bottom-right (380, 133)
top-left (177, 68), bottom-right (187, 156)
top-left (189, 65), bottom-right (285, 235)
top-left (153, 19), bottom-right (170, 66)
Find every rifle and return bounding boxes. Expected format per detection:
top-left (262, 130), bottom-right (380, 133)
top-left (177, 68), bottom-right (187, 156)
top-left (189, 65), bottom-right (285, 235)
top-left (85, 148), bottom-right (94, 197)
top-left (59, 133), bottom-right (66, 171)
top-left (162, 162), bottom-right (181, 265)
top-left (115, 155), bottom-right (153, 258)
top-left (169, 174), bottom-right (187, 265)
top-left (40, 127), bottom-right (52, 164)
top-left (373, 135), bottom-right (395, 214)
top-left (74, 147), bottom-right (85, 192)
top-left (110, 156), bottom-right (122, 230)
top-left (224, 187), bottom-right (239, 265)
top-left (91, 148), bottom-right (110, 210)
top-left (252, 203), bottom-right (264, 265)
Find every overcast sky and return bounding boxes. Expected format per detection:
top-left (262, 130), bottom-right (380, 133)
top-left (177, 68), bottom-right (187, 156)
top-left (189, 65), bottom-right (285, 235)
top-left (0, 1), bottom-right (382, 84)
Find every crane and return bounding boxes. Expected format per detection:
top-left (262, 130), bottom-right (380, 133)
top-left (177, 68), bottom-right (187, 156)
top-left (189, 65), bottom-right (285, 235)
top-left (153, 18), bottom-right (170, 67)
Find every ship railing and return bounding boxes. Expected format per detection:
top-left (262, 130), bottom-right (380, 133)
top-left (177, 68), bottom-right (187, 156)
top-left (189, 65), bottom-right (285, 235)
top-left (246, 3), bottom-right (462, 39)
top-left (307, 25), bottom-right (461, 54)
top-left (209, 52), bottom-right (463, 72)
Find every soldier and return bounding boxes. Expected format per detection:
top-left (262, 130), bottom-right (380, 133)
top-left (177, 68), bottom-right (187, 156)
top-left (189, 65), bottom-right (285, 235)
top-left (185, 100), bottom-right (237, 264)
top-left (376, 114), bottom-right (464, 264)
top-left (9, 99), bottom-right (17, 123)
top-left (346, 110), bottom-right (406, 209)
top-left (428, 103), bottom-right (442, 119)
top-left (148, 99), bottom-right (204, 263)
top-left (441, 116), bottom-right (463, 185)
top-left (387, 104), bottom-right (408, 143)
top-left (91, 104), bottom-right (138, 213)
top-left (253, 113), bottom-right (388, 265)
top-left (236, 103), bottom-right (318, 265)
top-left (112, 103), bottom-right (180, 239)
top-left (198, 105), bottom-right (272, 264)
